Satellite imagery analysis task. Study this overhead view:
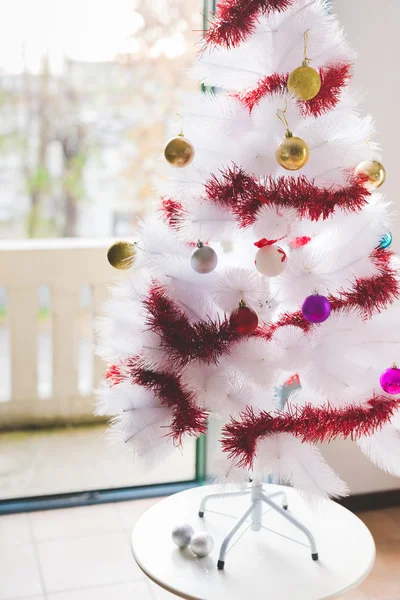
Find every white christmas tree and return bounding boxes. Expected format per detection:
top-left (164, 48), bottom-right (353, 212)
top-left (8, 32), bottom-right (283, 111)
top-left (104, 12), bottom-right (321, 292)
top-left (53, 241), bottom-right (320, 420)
top-left (97, 0), bottom-right (400, 501)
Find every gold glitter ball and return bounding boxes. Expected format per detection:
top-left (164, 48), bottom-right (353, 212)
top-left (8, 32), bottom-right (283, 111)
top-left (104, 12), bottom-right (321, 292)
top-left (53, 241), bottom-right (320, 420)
top-left (276, 135), bottom-right (310, 171)
top-left (164, 135), bottom-right (195, 168)
top-left (107, 241), bottom-right (136, 270)
top-left (287, 65), bottom-right (322, 102)
top-left (355, 160), bottom-right (386, 189)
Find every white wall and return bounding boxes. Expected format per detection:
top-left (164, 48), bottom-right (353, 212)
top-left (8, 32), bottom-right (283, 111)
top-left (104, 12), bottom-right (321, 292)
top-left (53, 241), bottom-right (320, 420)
top-left (334, 0), bottom-right (400, 251)
top-left (320, 1), bottom-right (400, 495)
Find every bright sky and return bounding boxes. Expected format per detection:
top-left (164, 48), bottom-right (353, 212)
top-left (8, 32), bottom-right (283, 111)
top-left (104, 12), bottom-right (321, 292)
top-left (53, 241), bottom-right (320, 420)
top-left (0, 0), bottom-right (146, 74)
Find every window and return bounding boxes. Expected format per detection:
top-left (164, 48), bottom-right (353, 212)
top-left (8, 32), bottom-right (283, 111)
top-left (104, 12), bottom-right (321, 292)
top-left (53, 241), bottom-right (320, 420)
top-left (0, 0), bottom-right (209, 512)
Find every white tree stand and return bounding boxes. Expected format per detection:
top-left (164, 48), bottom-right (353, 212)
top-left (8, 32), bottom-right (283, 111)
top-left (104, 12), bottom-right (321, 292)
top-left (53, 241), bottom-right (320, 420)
top-left (199, 479), bottom-right (318, 570)
top-left (131, 484), bottom-right (376, 600)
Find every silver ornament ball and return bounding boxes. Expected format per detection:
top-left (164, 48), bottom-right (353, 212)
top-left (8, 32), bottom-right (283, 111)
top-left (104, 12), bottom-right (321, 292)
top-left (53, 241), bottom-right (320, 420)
top-left (190, 531), bottom-right (214, 558)
top-left (190, 244), bottom-right (218, 274)
top-left (172, 523), bottom-right (194, 549)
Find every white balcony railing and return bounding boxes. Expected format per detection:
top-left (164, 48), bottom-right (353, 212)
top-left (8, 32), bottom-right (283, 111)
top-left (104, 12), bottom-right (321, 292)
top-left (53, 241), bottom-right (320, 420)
top-left (0, 239), bottom-right (118, 429)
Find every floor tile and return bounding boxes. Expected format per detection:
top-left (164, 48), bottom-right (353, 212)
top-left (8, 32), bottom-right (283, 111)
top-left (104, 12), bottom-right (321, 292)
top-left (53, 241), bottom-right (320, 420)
top-left (47, 579), bottom-right (153, 600)
top-left (0, 541), bottom-right (43, 599)
top-left (30, 502), bottom-right (123, 541)
top-left (0, 512), bottom-right (32, 546)
top-left (358, 539), bottom-right (400, 598)
top-left (333, 589), bottom-right (369, 599)
top-left (357, 509), bottom-right (400, 542)
top-left (147, 580), bottom-right (180, 599)
top-left (380, 506), bottom-right (400, 529)
top-left (117, 498), bottom-right (160, 532)
top-left (37, 531), bottom-right (142, 592)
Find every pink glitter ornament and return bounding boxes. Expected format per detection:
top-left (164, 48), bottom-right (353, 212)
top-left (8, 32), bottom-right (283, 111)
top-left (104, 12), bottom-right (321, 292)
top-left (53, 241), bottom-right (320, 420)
top-left (380, 367), bottom-right (400, 395)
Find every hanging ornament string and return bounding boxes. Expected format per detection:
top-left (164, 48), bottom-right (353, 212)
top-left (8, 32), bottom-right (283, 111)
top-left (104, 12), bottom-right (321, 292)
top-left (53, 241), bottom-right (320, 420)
top-left (303, 29), bottom-right (311, 65)
top-left (276, 103), bottom-right (310, 171)
top-left (276, 101), bottom-right (290, 134)
top-left (287, 30), bottom-right (322, 102)
top-left (178, 112), bottom-right (184, 137)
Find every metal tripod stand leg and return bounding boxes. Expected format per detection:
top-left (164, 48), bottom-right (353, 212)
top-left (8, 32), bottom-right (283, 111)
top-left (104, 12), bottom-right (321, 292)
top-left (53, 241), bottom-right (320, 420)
top-left (266, 490), bottom-right (288, 510)
top-left (199, 482), bottom-right (318, 570)
top-left (217, 502), bottom-right (255, 571)
top-left (198, 488), bottom-right (251, 518)
top-left (261, 492), bottom-right (318, 561)
top-left (217, 482), bottom-right (264, 569)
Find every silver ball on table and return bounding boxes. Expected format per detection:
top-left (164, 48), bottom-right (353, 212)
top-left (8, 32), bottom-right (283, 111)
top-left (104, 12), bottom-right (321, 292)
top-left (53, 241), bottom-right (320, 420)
top-left (190, 531), bottom-right (214, 558)
top-left (172, 524), bottom-right (194, 549)
top-left (190, 242), bottom-right (218, 274)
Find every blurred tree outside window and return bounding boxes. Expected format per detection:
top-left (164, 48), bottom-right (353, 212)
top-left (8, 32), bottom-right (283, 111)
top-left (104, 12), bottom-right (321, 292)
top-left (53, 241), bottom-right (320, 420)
top-left (0, 0), bottom-right (202, 239)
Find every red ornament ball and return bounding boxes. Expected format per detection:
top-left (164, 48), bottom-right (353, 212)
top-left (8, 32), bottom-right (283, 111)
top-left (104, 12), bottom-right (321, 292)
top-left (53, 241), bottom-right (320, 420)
top-left (380, 367), bottom-right (400, 395)
top-left (230, 305), bottom-right (259, 335)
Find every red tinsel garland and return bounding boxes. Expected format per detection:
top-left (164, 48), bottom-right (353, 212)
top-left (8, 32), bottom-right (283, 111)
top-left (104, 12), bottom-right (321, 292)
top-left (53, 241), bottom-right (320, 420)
top-left (105, 364), bottom-right (126, 386)
top-left (328, 249), bottom-right (400, 318)
top-left (236, 64), bottom-right (352, 117)
top-left (204, 165), bottom-right (371, 226)
top-left (260, 251), bottom-right (400, 340)
top-left (105, 260), bottom-right (399, 441)
top-left (160, 197), bottom-right (185, 230)
top-left (303, 64), bottom-right (353, 117)
top-left (204, 0), bottom-right (295, 49)
top-left (105, 360), bottom-right (208, 442)
top-left (234, 73), bottom-right (287, 110)
top-left (222, 396), bottom-right (400, 468)
top-left (260, 310), bottom-right (311, 341)
top-left (129, 358), bottom-right (208, 442)
top-left (141, 256), bottom-right (398, 366)
top-left (144, 282), bottom-right (241, 366)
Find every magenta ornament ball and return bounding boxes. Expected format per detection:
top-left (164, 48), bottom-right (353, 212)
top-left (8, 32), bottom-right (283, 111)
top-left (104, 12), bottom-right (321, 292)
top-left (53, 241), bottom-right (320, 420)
top-left (301, 294), bottom-right (331, 324)
top-left (380, 367), bottom-right (400, 395)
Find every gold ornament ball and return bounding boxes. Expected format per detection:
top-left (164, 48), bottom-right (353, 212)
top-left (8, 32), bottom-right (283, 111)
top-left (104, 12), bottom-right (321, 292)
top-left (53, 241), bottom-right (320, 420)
top-left (107, 242), bottom-right (136, 270)
top-left (355, 160), bottom-right (386, 189)
top-left (164, 134), bottom-right (195, 168)
top-left (287, 65), bottom-right (321, 101)
top-left (276, 135), bottom-right (310, 171)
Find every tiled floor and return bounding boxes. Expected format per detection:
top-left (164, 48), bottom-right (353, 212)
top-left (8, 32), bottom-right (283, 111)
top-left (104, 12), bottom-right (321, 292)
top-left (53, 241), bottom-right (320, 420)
top-left (0, 499), bottom-right (399, 600)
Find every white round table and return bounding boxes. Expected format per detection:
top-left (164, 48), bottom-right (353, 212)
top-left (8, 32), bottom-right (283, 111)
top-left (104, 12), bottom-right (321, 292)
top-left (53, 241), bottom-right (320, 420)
top-left (131, 484), bottom-right (375, 600)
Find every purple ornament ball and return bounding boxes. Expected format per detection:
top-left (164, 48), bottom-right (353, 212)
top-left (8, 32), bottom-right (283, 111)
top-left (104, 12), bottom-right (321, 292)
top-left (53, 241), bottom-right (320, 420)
top-left (301, 294), bottom-right (331, 324)
top-left (380, 367), bottom-right (400, 395)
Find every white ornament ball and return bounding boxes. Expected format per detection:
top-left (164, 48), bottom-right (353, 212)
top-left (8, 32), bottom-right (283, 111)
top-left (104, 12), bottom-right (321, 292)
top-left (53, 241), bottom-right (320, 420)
top-left (190, 244), bottom-right (218, 274)
top-left (190, 531), bottom-right (214, 558)
top-left (255, 245), bottom-right (287, 277)
top-left (172, 524), bottom-right (194, 549)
